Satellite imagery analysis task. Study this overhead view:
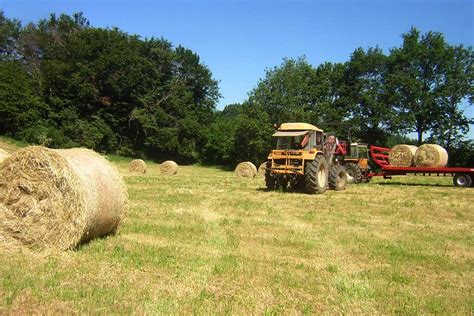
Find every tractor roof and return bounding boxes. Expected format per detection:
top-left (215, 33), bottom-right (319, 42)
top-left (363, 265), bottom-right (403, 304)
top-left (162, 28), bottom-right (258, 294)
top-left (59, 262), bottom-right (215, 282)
top-left (278, 123), bottom-right (323, 132)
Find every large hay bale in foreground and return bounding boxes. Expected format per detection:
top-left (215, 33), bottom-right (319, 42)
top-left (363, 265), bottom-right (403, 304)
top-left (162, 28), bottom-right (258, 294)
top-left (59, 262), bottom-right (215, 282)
top-left (129, 159), bottom-right (147, 173)
top-left (414, 144), bottom-right (448, 167)
top-left (0, 146), bottom-right (127, 250)
top-left (235, 162), bottom-right (257, 178)
top-left (389, 145), bottom-right (418, 167)
top-left (0, 148), bottom-right (9, 163)
top-left (160, 160), bottom-right (178, 175)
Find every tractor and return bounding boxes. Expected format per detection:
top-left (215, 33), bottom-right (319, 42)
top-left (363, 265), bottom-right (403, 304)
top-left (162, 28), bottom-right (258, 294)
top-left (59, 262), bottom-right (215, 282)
top-left (332, 141), bottom-right (371, 183)
top-left (265, 123), bottom-right (347, 194)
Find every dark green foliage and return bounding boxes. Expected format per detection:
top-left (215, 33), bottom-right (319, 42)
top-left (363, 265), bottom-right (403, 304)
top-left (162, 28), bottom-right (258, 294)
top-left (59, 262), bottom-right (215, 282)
top-left (0, 11), bottom-right (219, 162)
top-left (0, 10), bottom-right (472, 167)
top-left (232, 102), bottom-right (274, 165)
top-left (446, 140), bottom-right (474, 167)
top-left (344, 47), bottom-right (391, 145)
top-left (202, 103), bottom-right (273, 166)
top-left (386, 28), bottom-right (473, 145)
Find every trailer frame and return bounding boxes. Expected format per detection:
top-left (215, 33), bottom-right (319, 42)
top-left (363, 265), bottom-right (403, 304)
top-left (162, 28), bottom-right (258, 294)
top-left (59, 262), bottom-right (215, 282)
top-left (367, 145), bottom-right (474, 187)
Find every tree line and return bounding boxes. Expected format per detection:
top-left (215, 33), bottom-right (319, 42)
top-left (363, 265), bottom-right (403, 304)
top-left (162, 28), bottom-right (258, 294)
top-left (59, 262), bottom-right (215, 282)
top-left (1, 12), bottom-right (473, 166)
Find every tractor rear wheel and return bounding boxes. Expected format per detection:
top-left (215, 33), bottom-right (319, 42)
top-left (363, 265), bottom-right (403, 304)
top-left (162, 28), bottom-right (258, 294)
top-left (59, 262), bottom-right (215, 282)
top-left (345, 163), bottom-right (362, 183)
top-left (329, 165), bottom-right (347, 191)
top-left (305, 155), bottom-right (328, 194)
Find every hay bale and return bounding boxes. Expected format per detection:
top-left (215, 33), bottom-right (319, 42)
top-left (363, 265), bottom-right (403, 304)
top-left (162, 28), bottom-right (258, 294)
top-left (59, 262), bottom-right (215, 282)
top-left (0, 146), bottom-right (127, 250)
top-left (235, 162), bottom-right (257, 178)
top-left (414, 144), bottom-right (448, 167)
top-left (389, 145), bottom-right (418, 167)
top-left (160, 160), bottom-right (178, 175)
top-left (129, 159), bottom-right (147, 173)
top-left (258, 162), bottom-right (267, 176)
top-left (0, 148), bottom-right (9, 163)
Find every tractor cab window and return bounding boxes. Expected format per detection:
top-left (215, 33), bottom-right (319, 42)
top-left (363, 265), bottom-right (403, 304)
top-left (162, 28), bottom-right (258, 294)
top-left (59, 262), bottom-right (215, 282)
top-left (276, 133), bottom-right (310, 150)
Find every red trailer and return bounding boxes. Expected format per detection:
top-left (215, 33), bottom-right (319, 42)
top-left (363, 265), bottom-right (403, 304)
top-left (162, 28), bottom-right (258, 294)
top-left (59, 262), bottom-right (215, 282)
top-left (368, 145), bottom-right (474, 187)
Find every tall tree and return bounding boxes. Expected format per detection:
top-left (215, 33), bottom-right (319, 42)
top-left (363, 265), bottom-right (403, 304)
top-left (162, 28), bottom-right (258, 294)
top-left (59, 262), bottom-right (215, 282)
top-left (429, 45), bottom-right (474, 151)
top-left (248, 57), bottom-right (348, 131)
top-left (386, 28), bottom-right (473, 145)
top-left (344, 47), bottom-right (391, 144)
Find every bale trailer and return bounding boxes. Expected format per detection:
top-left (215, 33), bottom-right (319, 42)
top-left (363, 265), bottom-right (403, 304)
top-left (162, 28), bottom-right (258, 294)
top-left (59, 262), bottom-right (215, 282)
top-left (367, 145), bottom-right (474, 188)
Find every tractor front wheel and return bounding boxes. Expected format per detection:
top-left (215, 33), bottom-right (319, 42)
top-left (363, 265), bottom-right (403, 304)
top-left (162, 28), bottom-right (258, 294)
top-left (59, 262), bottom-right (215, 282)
top-left (345, 163), bottom-right (362, 183)
top-left (305, 155), bottom-right (328, 194)
top-left (265, 161), bottom-right (276, 190)
top-left (329, 165), bottom-right (348, 191)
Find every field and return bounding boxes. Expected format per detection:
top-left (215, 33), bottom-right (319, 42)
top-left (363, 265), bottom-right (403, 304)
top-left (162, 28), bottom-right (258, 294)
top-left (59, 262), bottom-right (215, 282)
top-left (0, 139), bottom-right (473, 314)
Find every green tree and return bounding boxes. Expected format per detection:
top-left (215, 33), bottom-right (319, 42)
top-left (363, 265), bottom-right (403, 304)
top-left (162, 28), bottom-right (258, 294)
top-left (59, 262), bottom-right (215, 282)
top-left (232, 102), bottom-right (274, 165)
top-left (343, 47), bottom-right (391, 144)
top-left (429, 45), bottom-right (474, 152)
top-left (386, 28), bottom-right (473, 145)
top-left (248, 57), bottom-right (348, 132)
top-left (0, 11), bottom-right (21, 60)
top-left (0, 61), bottom-right (51, 141)
top-left (202, 108), bottom-right (240, 165)
top-left (0, 12), bottom-right (220, 161)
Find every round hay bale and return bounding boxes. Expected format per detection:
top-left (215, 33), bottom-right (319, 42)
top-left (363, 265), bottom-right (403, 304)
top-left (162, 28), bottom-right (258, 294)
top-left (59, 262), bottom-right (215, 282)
top-left (389, 145), bottom-right (418, 167)
top-left (235, 161), bottom-right (257, 178)
top-left (129, 159), bottom-right (147, 173)
top-left (0, 148), bottom-right (9, 163)
top-left (0, 146), bottom-right (127, 250)
top-left (160, 160), bottom-right (178, 175)
top-left (414, 144), bottom-right (448, 167)
top-left (257, 162), bottom-right (267, 176)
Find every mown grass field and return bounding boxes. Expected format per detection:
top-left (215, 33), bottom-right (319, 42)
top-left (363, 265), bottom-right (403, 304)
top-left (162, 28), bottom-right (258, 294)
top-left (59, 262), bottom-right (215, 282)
top-left (0, 139), bottom-right (473, 314)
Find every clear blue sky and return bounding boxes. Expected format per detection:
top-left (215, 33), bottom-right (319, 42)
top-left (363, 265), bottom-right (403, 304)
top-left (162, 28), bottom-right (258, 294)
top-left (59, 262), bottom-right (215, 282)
top-left (2, 0), bottom-right (473, 137)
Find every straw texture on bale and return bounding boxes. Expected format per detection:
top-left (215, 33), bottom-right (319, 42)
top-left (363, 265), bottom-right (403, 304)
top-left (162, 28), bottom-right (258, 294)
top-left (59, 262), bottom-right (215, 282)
top-left (414, 144), bottom-right (448, 167)
top-left (389, 145), bottom-right (418, 167)
top-left (160, 160), bottom-right (178, 175)
top-left (258, 162), bottom-right (267, 176)
top-left (0, 146), bottom-right (127, 250)
top-left (0, 148), bottom-right (9, 163)
top-left (235, 162), bottom-right (257, 178)
top-left (129, 159), bottom-right (147, 173)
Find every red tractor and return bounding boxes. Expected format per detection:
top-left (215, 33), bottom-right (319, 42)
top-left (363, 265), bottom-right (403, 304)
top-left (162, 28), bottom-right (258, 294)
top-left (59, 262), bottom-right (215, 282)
top-left (331, 139), bottom-right (371, 183)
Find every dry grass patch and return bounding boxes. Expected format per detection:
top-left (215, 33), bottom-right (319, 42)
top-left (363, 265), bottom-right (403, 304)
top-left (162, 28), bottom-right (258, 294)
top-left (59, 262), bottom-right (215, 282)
top-left (1, 143), bottom-right (473, 313)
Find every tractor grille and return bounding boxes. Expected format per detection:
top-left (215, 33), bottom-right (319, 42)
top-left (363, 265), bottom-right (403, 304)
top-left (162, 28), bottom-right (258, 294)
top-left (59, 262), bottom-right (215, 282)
top-left (274, 159), bottom-right (286, 166)
top-left (289, 159), bottom-right (302, 166)
top-left (271, 153), bottom-right (304, 174)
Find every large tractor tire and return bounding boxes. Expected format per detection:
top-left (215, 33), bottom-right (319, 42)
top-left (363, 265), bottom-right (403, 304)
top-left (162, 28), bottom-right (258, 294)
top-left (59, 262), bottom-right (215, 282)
top-left (305, 155), bottom-right (328, 194)
top-left (329, 165), bottom-right (348, 191)
top-left (265, 161), bottom-right (277, 190)
top-left (345, 163), bottom-right (362, 183)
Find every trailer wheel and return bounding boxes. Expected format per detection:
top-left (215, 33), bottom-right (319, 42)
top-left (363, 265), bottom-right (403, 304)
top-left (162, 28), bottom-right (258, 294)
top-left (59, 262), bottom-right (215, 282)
top-left (305, 155), bottom-right (328, 194)
top-left (329, 165), bottom-right (347, 191)
top-left (345, 163), bottom-right (362, 183)
top-left (453, 174), bottom-right (472, 188)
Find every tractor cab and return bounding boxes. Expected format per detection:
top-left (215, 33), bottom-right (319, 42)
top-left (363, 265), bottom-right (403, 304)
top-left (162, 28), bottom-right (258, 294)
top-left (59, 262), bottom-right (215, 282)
top-left (273, 124), bottom-right (324, 151)
top-left (333, 142), bottom-right (370, 183)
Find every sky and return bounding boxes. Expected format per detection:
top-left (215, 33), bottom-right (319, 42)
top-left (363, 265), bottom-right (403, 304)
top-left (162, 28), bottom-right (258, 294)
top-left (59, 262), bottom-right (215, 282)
top-left (1, 0), bottom-right (473, 137)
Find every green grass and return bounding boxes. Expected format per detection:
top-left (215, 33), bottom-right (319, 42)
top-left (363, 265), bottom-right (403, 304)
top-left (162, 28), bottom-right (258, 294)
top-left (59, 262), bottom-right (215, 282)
top-left (1, 143), bottom-right (473, 313)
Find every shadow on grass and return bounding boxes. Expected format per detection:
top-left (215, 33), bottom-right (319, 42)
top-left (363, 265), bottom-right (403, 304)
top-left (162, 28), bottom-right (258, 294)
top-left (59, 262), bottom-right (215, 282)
top-left (376, 181), bottom-right (455, 188)
top-left (255, 187), bottom-right (311, 195)
top-left (74, 232), bottom-right (117, 251)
